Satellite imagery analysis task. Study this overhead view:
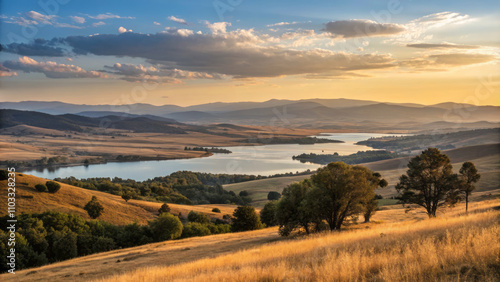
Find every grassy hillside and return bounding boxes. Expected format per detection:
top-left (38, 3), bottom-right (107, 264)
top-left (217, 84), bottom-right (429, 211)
top-left (225, 143), bottom-right (500, 206)
top-left (0, 174), bottom-right (238, 225)
top-left (2, 199), bottom-right (497, 281)
top-left (98, 201), bottom-right (499, 282)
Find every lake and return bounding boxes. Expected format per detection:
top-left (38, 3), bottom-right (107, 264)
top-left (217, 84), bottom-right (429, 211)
top-left (22, 133), bottom-right (400, 181)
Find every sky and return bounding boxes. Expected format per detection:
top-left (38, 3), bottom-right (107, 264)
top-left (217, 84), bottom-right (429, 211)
top-left (0, 0), bottom-right (499, 106)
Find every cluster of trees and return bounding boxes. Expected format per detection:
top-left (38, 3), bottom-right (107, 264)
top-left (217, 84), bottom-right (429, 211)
top-left (184, 147), bottom-right (232, 154)
top-left (258, 162), bottom-right (388, 236)
top-left (0, 207), bottom-right (234, 273)
top-left (356, 128), bottom-right (497, 153)
top-left (35, 181), bottom-right (61, 193)
top-left (55, 171), bottom-right (255, 205)
top-left (241, 137), bottom-right (344, 145)
top-left (396, 148), bottom-right (480, 216)
top-left (292, 150), bottom-right (398, 165)
top-left (259, 148), bottom-right (481, 236)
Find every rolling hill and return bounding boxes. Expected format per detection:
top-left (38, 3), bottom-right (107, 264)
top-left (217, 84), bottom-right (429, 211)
top-left (0, 173), bottom-right (239, 225)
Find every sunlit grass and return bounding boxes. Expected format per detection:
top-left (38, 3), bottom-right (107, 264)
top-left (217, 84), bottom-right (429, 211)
top-left (99, 200), bottom-right (500, 282)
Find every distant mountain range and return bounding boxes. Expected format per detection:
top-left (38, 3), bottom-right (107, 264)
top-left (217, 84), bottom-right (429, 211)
top-left (1, 99), bottom-right (499, 129)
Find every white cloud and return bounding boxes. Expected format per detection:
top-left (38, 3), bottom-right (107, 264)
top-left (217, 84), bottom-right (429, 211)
top-left (390, 12), bottom-right (473, 44)
top-left (168, 16), bottom-right (188, 25)
top-left (88, 13), bottom-right (135, 20)
top-left (70, 16), bottom-right (85, 24)
top-left (267, 21), bottom-right (298, 27)
top-left (26, 11), bottom-right (57, 24)
top-left (118, 26), bottom-right (132, 33)
top-left (3, 56), bottom-right (108, 79)
top-left (154, 21), bottom-right (161, 26)
top-left (204, 21), bottom-right (231, 34)
top-left (92, 21), bottom-right (106, 27)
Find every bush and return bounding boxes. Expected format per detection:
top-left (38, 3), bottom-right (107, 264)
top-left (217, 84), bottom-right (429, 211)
top-left (0, 170), bottom-right (9, 181)
top-left (158, 203), bottom-right (171, 215)
top-left (35, 184), bottom-right (47, 192)
top-left (212, 208), bottom-right (221, 213)
top-left (84, 196), bottom-right (104, 219)
top-left (149, 213), bottom-right (183, 241)
top-left (182, 222), bottom-right (211, 238)
top-left (46, 181), bottom-right (61, 193)
top-left (239, 190), bottom-right (249, 197)
top-left (231, 206), bottom-right (263, 232)
top-left (267, 191), bottom-right (281, 201)
top-left (187, 211), bottom-right (211, 224)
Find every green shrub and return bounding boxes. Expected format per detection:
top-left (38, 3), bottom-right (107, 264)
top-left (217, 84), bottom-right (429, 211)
top-left (46, 181), bottom-right (61, 193)
top-left (231, 206), bottom-right (263, 232)
top-left (149, 213), bottom-right (183, 241)
top-left (158, 203), bottom-right (171, 215)
top-left (212, 208), bottom-right (221, 213)
top-left (182, 222), bottom-right (211, 238)
top-left (187, 211), bottom-right (211, 224)
top-left (35, 184), bottom-right (48, 192)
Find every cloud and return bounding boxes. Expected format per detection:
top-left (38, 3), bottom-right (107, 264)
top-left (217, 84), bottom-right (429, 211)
top-left (26, 11), bottom-right (57, 24)
top-left (267, 21), bottom-right (298, 27)
top-left (3, 11), bottom-right (82, 28)
top-left (104, 62), bottom-right (221, 83)
top-left (0, 64), bottom-right (18, 77)
top-left (118, 26), bottom-right (132, 33)
top-left (390, 12), bottom-right (473, 44)
top-left (400, 53), bottom-right (497, 71)
top-left (3, 39), bottom-right (66, 57)
top-left (168, 16), bottom-right (188, 25)
top-left (92, 21), bottom-right (106, 27)
top-left (204, 21), bottom-right (231, 34)
top-left (406, 43), bottom-right (480, 49)
top-left (88, 13), bottom-right (135, 20)
top-left (60, 32), bottom-right (396, 78)
top-left (154, 21), bottom-right (161, 26)
top-left (324, 19), bottom-right (406, 38)
top-left (70, 16), bottom-right (85, 24)
top-left (3, 56), bottom-right (108, 79)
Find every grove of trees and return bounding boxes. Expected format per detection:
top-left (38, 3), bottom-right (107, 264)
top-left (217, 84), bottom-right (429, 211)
top-left (396, 148), bottom-right (480, 217)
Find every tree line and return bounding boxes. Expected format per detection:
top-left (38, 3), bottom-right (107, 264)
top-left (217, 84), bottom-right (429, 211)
top-left (260, 148), bottom-right (480, 235)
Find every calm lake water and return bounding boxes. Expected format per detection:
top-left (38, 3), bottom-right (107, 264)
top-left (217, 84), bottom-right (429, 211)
top-left (23, 133), bottom-right (400, 181)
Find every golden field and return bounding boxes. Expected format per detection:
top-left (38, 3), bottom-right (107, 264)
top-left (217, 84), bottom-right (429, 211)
top-left (98, 200), bottom-right (500, 282)
top-left (1, 198), bottom-right (498, 281)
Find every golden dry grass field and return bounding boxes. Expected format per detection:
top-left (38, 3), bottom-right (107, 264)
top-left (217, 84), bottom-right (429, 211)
top-left (1, 199), bottom-right (497, 282)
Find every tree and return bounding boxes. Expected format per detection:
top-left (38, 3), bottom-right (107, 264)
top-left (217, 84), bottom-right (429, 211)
top-left (0, 170), bottom-right (9, 181)
top-left (35, 184), bottom-right (47, 192)
top-left (46, 181), bottom-right (61, 193)
top-left (149, 213), bottom-right (183, 241)
top-left (267, 191), bottom-right (281, 201)
top-left (260, 201), bottom-right (278, 227)
top-left (396, 148), bottom-right (458, 218)
top-left (363, 197), bottom-right (378, 223)
top-left (276, 179), bottom-right (317, 236)
top-left (239, 190), bottom-right (249, 197)
top-left (121, 192), bottom-right (132, 202)
top-left (231, 206), bottom-right (263, 232)
top-left (459, 162), bottom-right (480, 213)
top-left (84, 196), bottom-right (104, 219)
top-left (212, 208), bottom-right (221, 213)
top-left (158, 203), bottom-right (171, 215)
top-left (309, 162), bottom-right (387, 230)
